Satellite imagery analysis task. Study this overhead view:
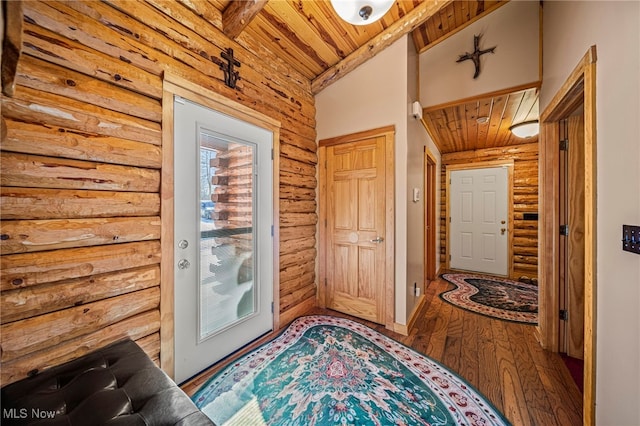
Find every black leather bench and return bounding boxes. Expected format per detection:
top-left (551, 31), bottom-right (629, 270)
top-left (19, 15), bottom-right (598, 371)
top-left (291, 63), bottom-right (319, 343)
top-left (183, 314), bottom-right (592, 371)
top-left (1, 339), bottom-right (214, 425)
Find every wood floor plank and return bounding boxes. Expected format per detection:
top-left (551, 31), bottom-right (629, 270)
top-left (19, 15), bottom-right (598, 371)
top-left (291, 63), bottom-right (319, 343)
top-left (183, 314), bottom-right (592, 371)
top-left (181, 276), bottom-right (583, 426)
top-left (491, 318), bottom-right (534, 425)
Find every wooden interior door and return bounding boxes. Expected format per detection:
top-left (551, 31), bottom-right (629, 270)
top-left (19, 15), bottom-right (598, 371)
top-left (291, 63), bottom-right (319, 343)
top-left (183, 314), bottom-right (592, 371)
top-left (325, 137), bottom-right (387, 324)
top-left (559, 114), bottom-right (586, 359)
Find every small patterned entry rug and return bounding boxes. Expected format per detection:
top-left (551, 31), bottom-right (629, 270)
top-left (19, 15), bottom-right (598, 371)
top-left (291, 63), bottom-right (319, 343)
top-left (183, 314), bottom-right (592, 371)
top-left (193, 315), bottom-right (510, 425)
top-left (441, 273), bottom-right (538, 324)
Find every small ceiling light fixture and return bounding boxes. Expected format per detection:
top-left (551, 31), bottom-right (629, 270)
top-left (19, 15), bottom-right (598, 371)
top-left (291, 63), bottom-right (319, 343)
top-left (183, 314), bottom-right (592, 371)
top-left (509, 120), bottom-right (539, 138)
top-left (476, 116), bottom-right (489, 124)
top-left (330, 0), bottom-right (394, 25)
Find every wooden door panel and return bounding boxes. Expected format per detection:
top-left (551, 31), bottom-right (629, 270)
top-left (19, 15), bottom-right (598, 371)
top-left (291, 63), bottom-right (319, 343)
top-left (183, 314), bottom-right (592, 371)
top-left (326, 137), bottom-right (386, 324)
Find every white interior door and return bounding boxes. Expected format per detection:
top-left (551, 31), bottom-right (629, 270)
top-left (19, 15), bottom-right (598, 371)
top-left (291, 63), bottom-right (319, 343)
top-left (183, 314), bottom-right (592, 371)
top-left (449, 167), bottom-right (508, 276)
top-left (173, 97), bottom-right (273, 384)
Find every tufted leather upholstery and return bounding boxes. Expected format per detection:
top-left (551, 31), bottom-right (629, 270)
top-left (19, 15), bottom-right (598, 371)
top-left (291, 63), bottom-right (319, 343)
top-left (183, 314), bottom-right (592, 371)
top-left (1, 339), bottom-right (214, 426)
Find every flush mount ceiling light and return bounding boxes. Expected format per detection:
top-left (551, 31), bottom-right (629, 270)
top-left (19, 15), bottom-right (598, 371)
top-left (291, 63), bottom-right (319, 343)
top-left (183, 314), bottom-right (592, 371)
top-left (330, 0), bottom-right (394, 25)
top-left (509, 120), bottom-right (539, 138)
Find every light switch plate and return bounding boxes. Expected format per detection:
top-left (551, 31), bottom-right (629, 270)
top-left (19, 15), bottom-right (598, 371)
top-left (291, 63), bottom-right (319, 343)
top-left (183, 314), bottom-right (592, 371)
top-left (622, 225), bottom-right (640, 254)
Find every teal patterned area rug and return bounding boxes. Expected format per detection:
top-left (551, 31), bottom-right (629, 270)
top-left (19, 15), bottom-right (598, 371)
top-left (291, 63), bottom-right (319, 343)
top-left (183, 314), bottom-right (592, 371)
top-left (193, 315), bottom-right (510, 425)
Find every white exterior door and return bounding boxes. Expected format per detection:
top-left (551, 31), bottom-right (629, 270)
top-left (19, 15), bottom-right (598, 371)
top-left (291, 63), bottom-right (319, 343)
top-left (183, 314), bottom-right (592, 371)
top-left (173, 97), bottom-right (273, 384)
top-left (449, 167), bottom-right (508, 276)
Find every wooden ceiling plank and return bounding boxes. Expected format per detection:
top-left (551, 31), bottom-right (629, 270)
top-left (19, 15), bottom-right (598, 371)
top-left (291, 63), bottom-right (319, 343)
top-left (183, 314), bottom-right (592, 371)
top-left (262, 1), bottom-right (342, 70)
top-left (525, 96), bottom-right (540, 122)
top-left (177, 0), bottom-right (223, 30)
top-left (485, 94), bottom-right (507, 147)
top-left (417, 0), bottom-right (507, 54)
top-left (311, 0), bottom-right (454, 94)
top-left (464, 100), bottom-right (479, 151)
top-left (511, 88), bottom-right (538, 125)
top-left (244, 22), bottom-right (320, 79)
top-left (222, 0), bottom-right (268, 39)
top-left (476, 96), bottom-right (493, 149)
top-left (495, 92), bottom-right (526, 147)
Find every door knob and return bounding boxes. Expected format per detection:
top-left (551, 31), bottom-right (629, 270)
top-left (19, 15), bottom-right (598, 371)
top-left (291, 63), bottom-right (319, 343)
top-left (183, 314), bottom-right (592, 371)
top-left (178, 259), bottom-right (191, 269)
top-left (370, 237), bottom-right (384, 243)
top-left (501, 228), bottom-right (506, 235)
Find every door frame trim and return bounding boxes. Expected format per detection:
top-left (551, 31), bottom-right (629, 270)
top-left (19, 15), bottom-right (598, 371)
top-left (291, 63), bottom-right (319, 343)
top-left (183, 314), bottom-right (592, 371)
top-left (538, 46), bottom-right (597, 425)
top-left (318, 125), bottom-right (396, 330)
top-left (445, 160), bottom-right (515, 277)
top-left (424, 148), bottom-right (437, 281)
top-left (160, 72), bottom-right (281, 379)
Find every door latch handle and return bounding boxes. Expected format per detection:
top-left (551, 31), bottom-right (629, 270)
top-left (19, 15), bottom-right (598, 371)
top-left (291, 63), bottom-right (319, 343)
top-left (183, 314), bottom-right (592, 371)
top-left (501, 228), bottom-right (506, 235)
top-left (177, 259), bottom-right (191, 269)
top-left (371, 237), bottom-right (384, 243)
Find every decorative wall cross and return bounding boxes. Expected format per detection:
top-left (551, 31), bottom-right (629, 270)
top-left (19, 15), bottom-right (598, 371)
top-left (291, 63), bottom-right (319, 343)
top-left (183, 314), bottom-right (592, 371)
top-left (456, 34), bottom-right (496, 79)
top-left (220, 48), bottom-right (241, 89)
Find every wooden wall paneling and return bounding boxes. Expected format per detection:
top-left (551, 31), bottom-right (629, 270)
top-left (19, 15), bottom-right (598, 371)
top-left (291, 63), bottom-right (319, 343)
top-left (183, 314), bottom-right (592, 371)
top-left (1, 287), bottom-right (160, 362)
top-left (2, 119), bottom-right (162, 169)
top-left (1, 310), bottom-right (161, 384)
top-left (1, 216), bottom-right (160, 255)
top-left (441, 143), bottom-right (539, 279)
top-left (1, 265), bottom-right (160, 324)
top-left (1, 0), bottom-right (317, 387)
top-left (15, 56), bottom-right (163, 122)
top-left (0, 188), bottom-right (160, 220)
top-left (2, 87), bottom-right (161, 145)
top-left (0, 241), bottom-right (161, 291)
top-left (0, 152), bottom-right (160, 192)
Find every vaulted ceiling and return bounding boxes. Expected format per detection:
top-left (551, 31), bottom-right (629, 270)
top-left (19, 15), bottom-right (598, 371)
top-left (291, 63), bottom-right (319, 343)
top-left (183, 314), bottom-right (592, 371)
top-left (211, 0), bottom-right (535, 153)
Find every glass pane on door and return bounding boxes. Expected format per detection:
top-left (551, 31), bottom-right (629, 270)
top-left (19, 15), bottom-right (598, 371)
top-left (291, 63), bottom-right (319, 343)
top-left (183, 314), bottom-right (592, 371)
top-left (198, 129), bottom-right (256, 342)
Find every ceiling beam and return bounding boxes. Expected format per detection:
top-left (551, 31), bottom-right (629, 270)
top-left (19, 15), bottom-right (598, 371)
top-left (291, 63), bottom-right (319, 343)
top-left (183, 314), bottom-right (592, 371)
top-left (222, 0), bottom-right (268, 39)
top-left (311, 0), bottom-right (454, 94)
top-left (2, 0), bottom-right (24, 97)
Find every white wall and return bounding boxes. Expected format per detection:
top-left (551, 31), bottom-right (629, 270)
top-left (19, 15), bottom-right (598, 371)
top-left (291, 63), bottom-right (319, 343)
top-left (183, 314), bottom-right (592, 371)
top-left (315, 37), bottom-right (410, 324)
top-left (542, 2), bottom-right (640, 424)
top-left (420, 0), bottom-right (540, 108)
top-left (407, 36), bottom-right (442, 316)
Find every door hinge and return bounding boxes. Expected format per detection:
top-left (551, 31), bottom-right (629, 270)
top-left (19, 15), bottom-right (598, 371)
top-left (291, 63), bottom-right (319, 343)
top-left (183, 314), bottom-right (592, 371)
top-left (271, 148), bottom-right (274, 160)
top-left (560, 139), bottom-right (569, 151)
top-left (271, 302), bottom-right (274, 314)
top-left (271, 225), bottom-right (274, 237)
top-left (560, 309), bottom-right (568, 321)
top-left (560, 224), bottom-right (569, 236)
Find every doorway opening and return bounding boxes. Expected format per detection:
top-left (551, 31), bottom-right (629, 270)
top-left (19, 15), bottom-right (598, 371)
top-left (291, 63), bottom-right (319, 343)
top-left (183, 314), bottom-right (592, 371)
top-left (318, 126), bottom-right (395, 330)
top-left (160, 73), bottom-right (281, 382)
top-left (424, 149), bottom-right (437, 281)
top-left (538, 46), bottom-right (597, 423)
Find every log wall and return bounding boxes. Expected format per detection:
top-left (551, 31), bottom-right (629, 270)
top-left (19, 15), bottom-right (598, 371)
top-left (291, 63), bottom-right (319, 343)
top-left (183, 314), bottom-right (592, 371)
top-left (1, 0), bottom-right (317, 385)
top-left (440, 143), bottom-right (539, 280)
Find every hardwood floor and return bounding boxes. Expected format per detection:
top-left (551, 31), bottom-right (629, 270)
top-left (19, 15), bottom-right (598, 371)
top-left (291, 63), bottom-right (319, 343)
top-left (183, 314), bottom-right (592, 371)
top-left (182, 276), bottom-right (583, 425)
